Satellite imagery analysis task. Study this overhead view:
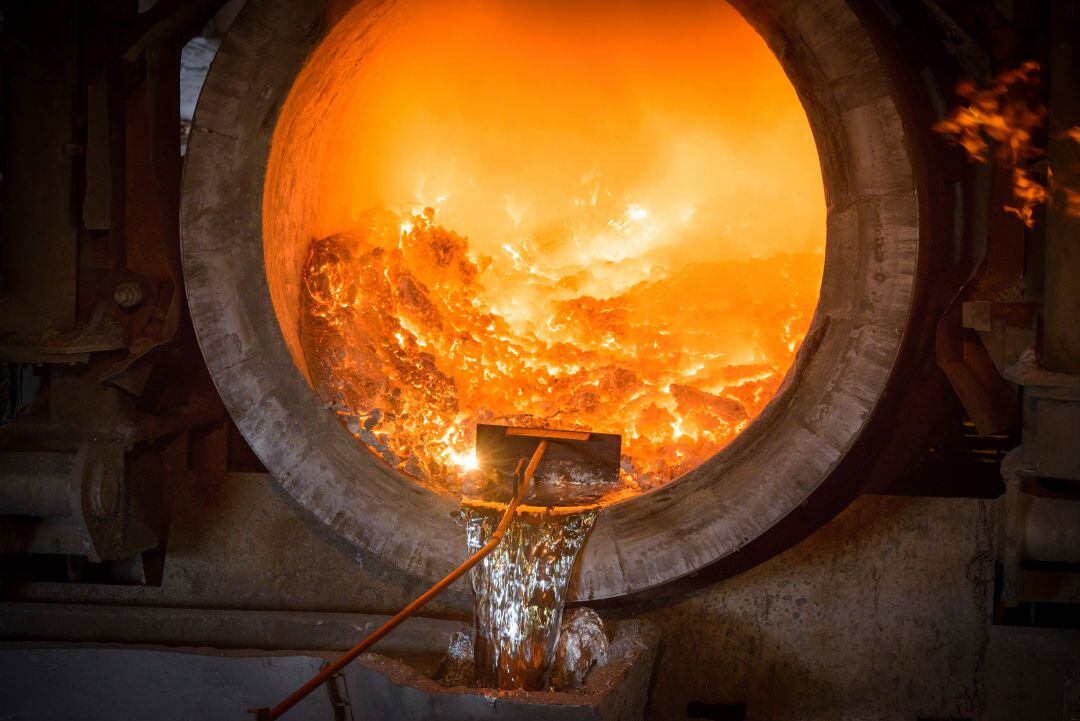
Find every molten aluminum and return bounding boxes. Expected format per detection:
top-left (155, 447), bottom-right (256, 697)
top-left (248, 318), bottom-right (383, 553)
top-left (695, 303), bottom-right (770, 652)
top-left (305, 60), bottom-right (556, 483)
top-left (465, 504), bottom-right (599, 691)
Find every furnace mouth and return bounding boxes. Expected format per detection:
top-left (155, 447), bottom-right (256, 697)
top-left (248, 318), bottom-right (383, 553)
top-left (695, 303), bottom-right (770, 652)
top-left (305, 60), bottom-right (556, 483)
top-left (182, 0), bottom-right (919, 599)
top-left (265, 0), bottom-right (826, 504)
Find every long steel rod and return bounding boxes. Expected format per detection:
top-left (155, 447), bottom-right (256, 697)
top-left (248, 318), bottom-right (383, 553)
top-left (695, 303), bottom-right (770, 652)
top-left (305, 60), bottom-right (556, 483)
top-left (254, 440), bottom-right (548, 720)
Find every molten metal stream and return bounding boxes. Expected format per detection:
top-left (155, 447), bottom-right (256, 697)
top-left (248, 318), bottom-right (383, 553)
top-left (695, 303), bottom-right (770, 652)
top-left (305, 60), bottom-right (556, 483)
top-left (467, 503), bottom-right (599, 689)
top-left (255, 445), bottom-right (545, 720)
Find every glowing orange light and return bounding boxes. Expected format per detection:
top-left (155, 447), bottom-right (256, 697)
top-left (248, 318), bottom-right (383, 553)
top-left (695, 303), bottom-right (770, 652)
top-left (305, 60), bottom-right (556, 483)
top-left (934, 61), bottom-right (1048, 227)
top-left (295, 0), bottom-right (825, 500)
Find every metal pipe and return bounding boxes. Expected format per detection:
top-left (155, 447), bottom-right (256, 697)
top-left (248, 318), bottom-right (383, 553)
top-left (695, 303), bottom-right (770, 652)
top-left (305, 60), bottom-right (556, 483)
top-left (1021, 495), bottom-right (1080, 563)
top-left (0, 452), bottom-right (75, 517)
top-left (254, 441), bottom-right (548, 720)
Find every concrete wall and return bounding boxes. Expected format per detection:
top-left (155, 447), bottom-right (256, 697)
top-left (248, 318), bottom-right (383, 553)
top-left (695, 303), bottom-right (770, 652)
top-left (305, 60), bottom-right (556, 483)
top-left (5, 472), bottom-right (1078, 720)
top-left (632, 496), bottom-right (996, 720)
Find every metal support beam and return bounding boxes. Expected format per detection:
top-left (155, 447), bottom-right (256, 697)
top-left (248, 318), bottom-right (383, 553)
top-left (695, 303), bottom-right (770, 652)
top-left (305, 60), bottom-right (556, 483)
top-left (1044, 0), bottom-right (1080, 372)
top-left (0, 3), bottom-right (79, 334)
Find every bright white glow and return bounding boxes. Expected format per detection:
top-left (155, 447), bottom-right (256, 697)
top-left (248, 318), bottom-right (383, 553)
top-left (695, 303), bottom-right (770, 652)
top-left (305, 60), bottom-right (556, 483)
top-left (671, 417), bottom-right (684, 440)
top-left (451, 449), bottom-right (479, 471)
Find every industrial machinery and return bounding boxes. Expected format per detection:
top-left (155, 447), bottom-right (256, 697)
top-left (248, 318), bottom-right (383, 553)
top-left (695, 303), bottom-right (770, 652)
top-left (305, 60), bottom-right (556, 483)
top-left (1, 1), bottom-right (1078, 719)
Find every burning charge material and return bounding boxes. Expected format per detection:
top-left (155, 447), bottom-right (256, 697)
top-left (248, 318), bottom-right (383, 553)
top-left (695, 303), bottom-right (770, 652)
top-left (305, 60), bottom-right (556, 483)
top-left (301, 211), bottom-right (820, 500)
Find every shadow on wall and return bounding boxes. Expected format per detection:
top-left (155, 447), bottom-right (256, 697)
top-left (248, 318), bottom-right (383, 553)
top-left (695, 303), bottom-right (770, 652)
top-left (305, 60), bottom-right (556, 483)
top-left (610, 495), bottom-right (1001, 721)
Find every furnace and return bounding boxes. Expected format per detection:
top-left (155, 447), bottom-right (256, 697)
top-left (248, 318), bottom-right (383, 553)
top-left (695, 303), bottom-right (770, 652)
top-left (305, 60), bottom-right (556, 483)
top-left (286, 0), bottom-right (826, 499)
top-left (181, 0), bottom-right (921, 602)
top-left (4, 0), bottom-right (1080, 718)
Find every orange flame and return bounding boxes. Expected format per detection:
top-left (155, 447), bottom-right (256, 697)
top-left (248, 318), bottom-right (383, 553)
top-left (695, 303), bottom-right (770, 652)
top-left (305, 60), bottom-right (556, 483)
top-left (934, 61), bottom-right (1047, 227)
top-left (303, 210), bottom-right (821, 497)
top-left (1057, 128), bottom-right (1080, 218)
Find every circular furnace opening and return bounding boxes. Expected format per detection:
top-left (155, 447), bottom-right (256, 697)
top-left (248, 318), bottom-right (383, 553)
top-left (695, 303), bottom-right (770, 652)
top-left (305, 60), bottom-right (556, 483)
top-left (264, 1), bottom-right (826, 501)
top-left (183, 0), bottom-right (919, 601)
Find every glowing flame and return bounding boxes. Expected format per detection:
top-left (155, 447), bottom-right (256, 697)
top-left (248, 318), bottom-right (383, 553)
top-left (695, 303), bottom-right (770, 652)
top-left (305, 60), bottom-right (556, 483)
top-left (293, 0), bottom-right (825, 500)
top-left (1056, 128), bottom-right (1080, 218)
top-left (934, 61), bottom-right (1047, 226)
top-left (450, 449), bottom-right (480, 472)
top-left (302, 208), bottom-right (822, 497)
top-left (934, 61), bottom-right (1080, 226)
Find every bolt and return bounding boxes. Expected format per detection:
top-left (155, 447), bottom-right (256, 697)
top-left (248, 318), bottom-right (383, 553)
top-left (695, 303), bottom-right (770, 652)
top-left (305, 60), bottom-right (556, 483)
top-left (114, 281), bottom-right (145, 308)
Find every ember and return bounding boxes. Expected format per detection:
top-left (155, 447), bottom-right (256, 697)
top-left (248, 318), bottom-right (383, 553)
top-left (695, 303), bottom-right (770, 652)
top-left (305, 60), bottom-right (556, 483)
top-left (302, 211), bottom-right (820, 496)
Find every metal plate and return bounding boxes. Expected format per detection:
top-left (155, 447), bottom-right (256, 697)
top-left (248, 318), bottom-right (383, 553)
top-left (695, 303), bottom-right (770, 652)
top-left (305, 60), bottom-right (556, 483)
top-left (474, 424), bottom-right (621, 506)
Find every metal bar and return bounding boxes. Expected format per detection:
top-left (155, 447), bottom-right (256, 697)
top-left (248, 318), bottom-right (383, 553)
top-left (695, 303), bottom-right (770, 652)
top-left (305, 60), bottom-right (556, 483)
top-left (0, 3), bottom-right (79, 334)
top-left (0, 602), bottom-right (467, 653)
top-left (505, 427), bottom-right (590, 441)
top-left (256, 442), bottom-right (548, 720)
top-left (0, 452), bottom-right (75, 517)
top-left (1021, 494), bottom-right (1080, 564)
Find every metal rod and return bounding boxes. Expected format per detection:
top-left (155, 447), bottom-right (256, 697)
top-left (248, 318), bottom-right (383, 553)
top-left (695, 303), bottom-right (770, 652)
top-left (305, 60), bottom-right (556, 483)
top-left (253, 441), bottom-right (548, 720)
